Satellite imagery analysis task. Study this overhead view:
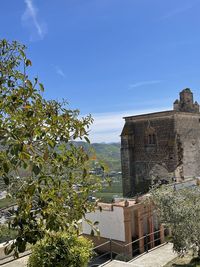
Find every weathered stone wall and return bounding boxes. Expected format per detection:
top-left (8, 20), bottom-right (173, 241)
top-left (121, 131), bottom-right (135, 197)
top-left (121, 112), bottom-right (178, 197)
top-left (121, 89), bottom-right (200, 197)
top-left (175, 112), bottom-right (200, 179)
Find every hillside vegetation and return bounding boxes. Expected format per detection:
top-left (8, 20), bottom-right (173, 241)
top-left (75, 142), bottom-right (121, 172)
top-left (0, 142), bottom-right (122, 204)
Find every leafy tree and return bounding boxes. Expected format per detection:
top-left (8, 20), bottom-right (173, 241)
top-left (0, 39), bottom-right (101, 263)
top-left (151, 184), bottom-right (200, 257)
top-left (28, 232), bottom-right (93, 267)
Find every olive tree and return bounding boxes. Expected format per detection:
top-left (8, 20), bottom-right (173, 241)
top-left (0, 39), bottom-right (101, 261)
top-left (151, 184), bottom-right (200, 257)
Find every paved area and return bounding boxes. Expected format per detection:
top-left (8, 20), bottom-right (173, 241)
top-left (2, 256), bottom-right (29, 267)
top-left (0, 251), bottom-right (30, 266)
top-left (128, 243), bottom-right (177, 267)
top-left (1, 243), bottom-right (176, 267)
top-left (102, 260), bottom-right (133, 266)
top-left (104, 243), bottom-right (177, 267)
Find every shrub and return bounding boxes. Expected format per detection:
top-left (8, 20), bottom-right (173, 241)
top-left (28, 231), bottom-right (93, 267)
top-left (0, 224), bottom-right (17, 243)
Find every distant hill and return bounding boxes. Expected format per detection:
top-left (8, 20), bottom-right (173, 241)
top-left (73, 142), bottom-right (121, 172)
top-left (0, 142), bottom-right (121, 192)
top-left (92, 143), bottom-right (121, 172)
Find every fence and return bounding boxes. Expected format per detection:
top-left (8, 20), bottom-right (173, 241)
top-left (0, 227), bottom-right (167, 266)
top-left (89, 228), bottom-right (167, 266)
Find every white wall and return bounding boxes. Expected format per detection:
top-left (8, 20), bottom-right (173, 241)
top-left (82, 206), bottom-right (125, 241)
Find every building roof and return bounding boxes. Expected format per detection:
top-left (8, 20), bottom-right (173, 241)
top-left (123, 109), bottom-right (200, 122)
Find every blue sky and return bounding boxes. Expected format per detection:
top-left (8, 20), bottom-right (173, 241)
top-left (1, 0), bottom-right (200, 142)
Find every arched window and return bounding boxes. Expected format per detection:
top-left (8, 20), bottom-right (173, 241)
top-left (145, 124), bottom-right (157, 146)
top-left (148, 133), bottom-right (156, 145)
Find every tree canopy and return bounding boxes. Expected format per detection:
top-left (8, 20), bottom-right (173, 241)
top-left (151, 183), bottom-right (200, 257)
top-left (0, 39), bottom-right (101, 260)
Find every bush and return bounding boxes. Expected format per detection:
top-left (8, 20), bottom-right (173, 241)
top-left (0, 224), bottom-right (17, 243)
top-left (28, 232), bottom-right (93, 267)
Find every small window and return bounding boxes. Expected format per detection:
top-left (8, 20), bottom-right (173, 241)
top-left (148, 134), bottom-right (156, 145)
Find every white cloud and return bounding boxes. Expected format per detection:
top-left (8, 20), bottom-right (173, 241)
top-left (22, 0), bottom-right (47, 40)
top-left (89, 107), bottom-right (170, 143)
top-left (55, 66), bottom-right (65, 78)
top-left (129, 80), bottom-right (162, 89)
top-left (160, 4), bottom-right (194, 20)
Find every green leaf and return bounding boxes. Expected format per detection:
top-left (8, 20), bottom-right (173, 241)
top-left (33, 164), bottom-right (41, 175)
top-left (19, 49), bottom-right (25, 59)
top-left (48, 140), bottom-right (55, 148)
top-left (25, 80), bottom-right (32, 88)
top-left (28, 184), bottom-right (36, 196)
top-left (3, 175), bottom-right (9, 185)
top-left (84, 136), bottom-right (90, 143)
top-left (4, 243), bottom-right (15, 255)
top-left (39, 83), bottom-right (44, 92)
top-left (26, 110), bottom-right (34, 118)
top-left (20, 152), bottom-right (31, 160)
top-left (3, 162), bottom-right (9, 173)
top-left (18, 240), bottom-right (26, 253)
top-left (83, 168), bottom-right (87, 178)
top-left (43, 150), bottom-right (49, 160)
top-left (25, 59), bottom-right (32, 66)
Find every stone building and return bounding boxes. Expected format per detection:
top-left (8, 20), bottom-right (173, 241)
top-left (121, 88), bottom-right (200, 197)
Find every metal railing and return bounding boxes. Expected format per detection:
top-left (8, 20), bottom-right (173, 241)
top-left (0, 251), bottom-right (31, 266)
top-left (89, 228), bottom-right (167, 266)
top-left (0, 227), bottom-right (167, 266)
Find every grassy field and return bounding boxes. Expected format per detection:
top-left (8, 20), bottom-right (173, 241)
top-left (73, 142), bottom-right (121, 172)
top-left (95, 181), bottom-right (123, 202)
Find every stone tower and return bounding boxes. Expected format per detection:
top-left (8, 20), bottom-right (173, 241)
top-left (121, 89), bottom-right (200, 197)
top-left (173, 88), bottom-right (199, 113)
